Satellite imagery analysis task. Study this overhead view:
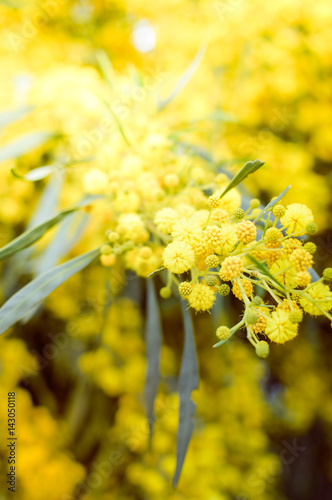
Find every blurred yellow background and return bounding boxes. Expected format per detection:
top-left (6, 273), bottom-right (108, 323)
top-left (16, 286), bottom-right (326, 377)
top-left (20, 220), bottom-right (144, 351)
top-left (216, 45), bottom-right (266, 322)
top-left (0, 1), bottom-right (332, 499)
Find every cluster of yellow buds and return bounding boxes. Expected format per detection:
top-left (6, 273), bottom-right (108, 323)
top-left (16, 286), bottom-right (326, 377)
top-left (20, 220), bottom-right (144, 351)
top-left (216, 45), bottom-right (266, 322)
top-left (157, 190), bottom-right (332, 357)
top-left (94, 147), bottom-right (332, 358)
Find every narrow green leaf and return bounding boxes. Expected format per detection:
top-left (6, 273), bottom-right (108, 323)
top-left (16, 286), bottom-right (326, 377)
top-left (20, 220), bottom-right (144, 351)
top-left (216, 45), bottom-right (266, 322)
top-left (95, 49), bottom-right (114, 89)
top-left (2, 173), bottom-right (65, 294)
top-left (158, 42), bottom-right (207, 111)
top-left (247, 254), bottom-right (286, 291)
top-left (144, 279), bottom-right (162, 443)
top-left (0, 209), bottom-right (74, 261)
top-left (102, 99), bottom-right (131, 146)
top-left (0, 248), bottom-right (100, 335)
top-left (0, 198), bottom-right (97, 261)
top-left (11, 164), bottom-right (62, 181)
top-left (0, 132), bottom-right (54, 162)
top-left (20, 211), bottom-right (90, 323)
top-left (173, 302), bottom-right (199, 487)
top-left (219, 159), bottom-right (265, 199)
top-left (0, 106), bottom-right (34, 131)
top-left (254, 185), bottom-right (291, 222)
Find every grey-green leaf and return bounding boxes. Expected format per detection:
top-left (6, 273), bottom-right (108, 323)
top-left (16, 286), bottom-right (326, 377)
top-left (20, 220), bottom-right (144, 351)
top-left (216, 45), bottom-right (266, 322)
top-left (11, 164), bottom-right (62, 181)
top-left (0, 132), bottom-right (54, 162)
top-left (0, 248), bottom-right (100, 335)
top-left (0, 198), bottom-right (96, 261)
top-left (173, 301), bottom-right (199, 487)
top-left (254, 185), bottom-right (291, 222)
top-left (158, 42), bottom-right (207, 111)
top-left (0, 106), bottom-right (34, 131)
top-left (219, 159), bottom-right (265, 199)
top-left (144, 279), bottom-right (162, 443)
top-left (247, 254), bottom-right (286, 292)
top-left (0, 209), bottom-right (75, 261)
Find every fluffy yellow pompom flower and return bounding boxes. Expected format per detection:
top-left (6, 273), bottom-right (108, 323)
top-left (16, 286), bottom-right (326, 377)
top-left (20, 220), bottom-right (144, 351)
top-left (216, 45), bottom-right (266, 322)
top-left (116, 213), bottom-right (149, 244)
top-left (154, 208), bottom-right (178, 234)
top-left (219, 256), bottom-right (243, 281)
top-left (289, 248), bottom-right (313, 272)
top-left (164, 173), bottom-right (180, 187)
top-left (188, 283), bottom-right (216, 311)
top-left (171, 218), bottom-right (202, 246)
top-left (100, 254), bottom-right (116, 267)
top-left (235, 220), bottom-right (256, 243)
top-left (82, 168), bottom-right (108, 194)
top-left (218, 223), bottom-right (238, 255)
top-left (210, 209), bottom-right (229, 224)
top-left (232, 279), bottom-right (253, 300)
top-left (297, 271), bottom-right (312, 287)
top-left (269, 259), bottom-right (298, 288)
top-left (280, 203), bottom-right (314, 235)
top-left (265, 310), bottom-right (299, 344)
top-left (216, 326), bottom-right (230, 340)
top-left (163, 241), bottom-right (195, 274)
top-left (208, 194), bottom-right (222, 209)
top-left (204, 225), bottom-right (225, 254)
top-left (300, 282), bottom-right (332, 316)
top-left (216, 189), bottom-right (241, 214)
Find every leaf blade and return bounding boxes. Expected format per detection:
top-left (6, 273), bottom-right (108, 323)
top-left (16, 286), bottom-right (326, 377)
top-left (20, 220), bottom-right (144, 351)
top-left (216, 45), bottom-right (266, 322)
top-left (0, 106), bottom-right (34, 131)
top-left (247, 254), bottom-right (287, 292)
top-left (0, 132), bottom-right (54, 162)
top-left (254, 185), bottom-right (291, 223)
top-left (144, 279), bottom-right (162, 443)
top-left (173, 301), bottom-right (199, 487)
top-left (158, 42), bottom-right (207, 111)
top-left (219, 159), bottom-right (265, 199)
top-left (0, 248), bottom-right (100, 335)
top-left (0, 198), bottom-right (97, 261)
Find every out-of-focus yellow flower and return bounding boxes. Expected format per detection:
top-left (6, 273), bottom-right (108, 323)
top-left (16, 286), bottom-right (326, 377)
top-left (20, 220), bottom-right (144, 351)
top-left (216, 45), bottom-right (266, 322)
top-left (163, 240), bottom-right (195, 274)
top-left (265, 309), bottom-right (299, 343)
top-left (281, 203), bottom-right (314, 234)
top-left (300, 282), bottom-right (332, 316)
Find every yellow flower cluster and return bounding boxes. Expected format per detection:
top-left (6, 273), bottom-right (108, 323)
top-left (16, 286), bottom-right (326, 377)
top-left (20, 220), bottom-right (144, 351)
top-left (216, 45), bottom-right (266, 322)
top-left (151, 190), bottom-right (332, 355)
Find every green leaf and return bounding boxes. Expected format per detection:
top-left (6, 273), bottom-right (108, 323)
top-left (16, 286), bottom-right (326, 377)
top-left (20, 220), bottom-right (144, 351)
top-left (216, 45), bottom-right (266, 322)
top-left (144, 279), bottom-right (162, 443)
top-left (0, 132), bottom-right (54, 162)
top-left (254, 185), bottom-right (291, 222)
top-left (101, 99), bottom-right (131, 147)
top-left (219, 159), bottom-right (265, 199)
top-left (1, 173), bottom-right (65, 294)
top-left (173, 301), bottom-right (199, 487)
top-left (158, 42), bottom-right (207, 111)
top-left (0, 248), bottom-right (100, 335)
top-left (95, 49), bottom-right (115, 89)
top-left (0, 209), bottom-right (75, 261)
top-left (0, 106), bottom-right (34, 131)
top-left (0, 198), bottom-right (97, 261)
top-left (20, 211), bottom-right (90, 324)
top-left (247, 254), bottom-right (286, 292)
top-left (11, 164), bottom-right (62, 181)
